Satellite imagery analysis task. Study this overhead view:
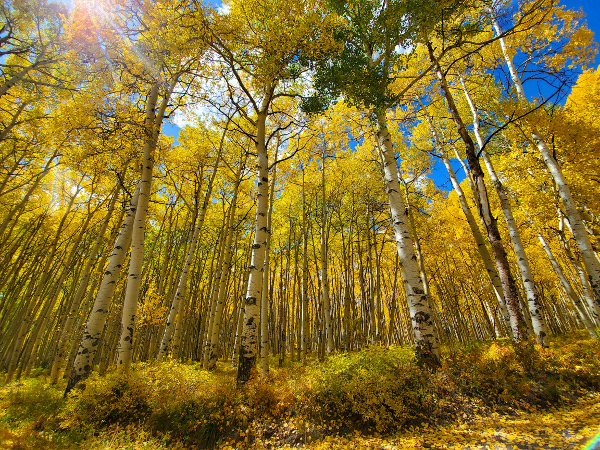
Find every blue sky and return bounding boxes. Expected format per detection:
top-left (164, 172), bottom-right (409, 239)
top-left (162, 0), bottom-right (600, 191)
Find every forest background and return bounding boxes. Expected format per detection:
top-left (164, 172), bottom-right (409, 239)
top-left (1, 0), bottom-right (600, 448)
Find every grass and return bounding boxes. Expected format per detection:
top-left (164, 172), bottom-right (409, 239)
top-left (1, 331), bottom-right (599, 449)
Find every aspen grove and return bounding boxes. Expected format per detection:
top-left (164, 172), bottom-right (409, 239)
top-left (1, 0), bottom-right (600, 445)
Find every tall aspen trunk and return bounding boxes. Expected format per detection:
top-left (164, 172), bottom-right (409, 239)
top-left (428, 45), bottom-right (528, 341)
top-left (460, 78), bottom-right (548, 347)
top-left (375, 108), bottom-right (440, 366)
top-left (237, 91), bottom-right (272, 383)
top-left (440, 155), bottom-right (511, 333)
top-left (422, 109), bottom-right (510, 333)
top-left (260, 149), bottom-right (277, 378)
top-left (301, 167), bottom-right (309, 365)
top-left (50, 186), bottom-right (120, 383)
top-left (490, 12), bottom-right (600, 314)
top-left (320, 148), bottom-right (333, 353)
top-left (116, 80), bottom-right (175, 371)
top-left (207, 162), bottom-right (243, 370)
top-left (64, 185), bottom-right (140, 395)
top-left (157, 146), bottom-right (223, 359)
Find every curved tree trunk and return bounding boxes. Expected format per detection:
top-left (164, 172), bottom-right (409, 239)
top-left (50, 186), bottom-right (120, 383)
top-left (64, 184), bottom-right (140, 395)
top-left (490, 11), bottom-right (600, 315)
top-left (428, 44), bottom-right (528, 341)
top-left (460, 78), bottom-right (548, 347)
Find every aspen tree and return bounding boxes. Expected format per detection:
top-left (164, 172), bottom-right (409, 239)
top-left (489, 6), bottom-right (600, 314)
top-left (260, 148), bottom-right (277, 378)
top-left (210, 0), bottom-right (337, 383)
top-left (157, 129), bottom-right (225, 359)
top-left (64, 184), bottom-right (140, 394)
top-left (422, 110), bottom-right (511, 334)
top-left (428, 45), bottom-right (528, 341)
top-left (459, 76), bottom-right (549, 346)
top-left (50, 186), bottom-right (121, 383)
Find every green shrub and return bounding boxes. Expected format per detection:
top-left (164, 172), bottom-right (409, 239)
top-left (61, 370), bottom-right (151, 429)
top-left (307, 346), bottom-right (433, 432)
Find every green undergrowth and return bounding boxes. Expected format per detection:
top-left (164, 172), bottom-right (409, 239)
top-left (1, 332), bottom-right (599, 449)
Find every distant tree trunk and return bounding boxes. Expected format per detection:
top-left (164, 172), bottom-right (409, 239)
top-left (207, 161), bottom-right (243, 370)
top-left (320, 148), bottom-right (333, 354)
top-left (301, 167), bottom-right (310, 366)
top-left (158, 146), bottom-right (223, 359)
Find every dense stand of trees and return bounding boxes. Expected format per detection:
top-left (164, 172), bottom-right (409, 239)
top-left (1, 0), bottom-right (599, 393)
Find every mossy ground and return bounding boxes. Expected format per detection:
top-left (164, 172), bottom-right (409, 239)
top-left (1, 332), bottom-right (599, 449)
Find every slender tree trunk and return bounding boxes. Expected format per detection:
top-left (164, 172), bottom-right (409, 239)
top-left (490, 12), bottom-right (600, 314)
top-left (50, 187), bottom-right (120, 383)
top-left (64, 184), bottom-right (140, 395)
top-left (207, 162), bottom-right (243, 370)
top-left (260, 149), bottom-right (277, 378)
top-left (301, 168), bottom-right (309, 366)
top-left (158, 148), bottom-right (223, 359)
top-left (320, 149), bottom-right (333, 353)
top-left (116, 80), bottom-right (175, 371)
top-left (375, 108), bottom-right (440, 366)
top-left (428, 45), bottom-right (528, 341)
top-left (460, 77), bottom-right (548, 346)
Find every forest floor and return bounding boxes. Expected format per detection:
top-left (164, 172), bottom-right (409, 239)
top-left (1, 333), bottom-right (600, 450)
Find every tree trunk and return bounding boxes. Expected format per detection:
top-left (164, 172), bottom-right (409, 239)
top-left (428, 44), bottom-right (528, 341)
top-left (64, 184), bottom-right (140, 395)
top-left (237, 94), bottom-right (271, 383)
top-left (375, 108), bottom-right (440, 367)
top-left (116, 80), bottom-right (175, 371)
top-left (490, 12), bottom-right (600, 315)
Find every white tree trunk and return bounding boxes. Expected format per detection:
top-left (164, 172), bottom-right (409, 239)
top-left (64, 184), bottom-right (140, 395)
top-left (260, 153), bottom-right (277, 378)
top-left (237, 100), bottom-right (271, 382)
top-left (491, 11), bottom-right (600, 314)
top-left (320, 149), bottom-right (333, 354)
top-left (461, 78), bottom-right (548, 347)
top-left (116, 80), bottom-right (175, 371)
top-left (50, 186), bottom-right (120, 383)
top-left (376, 109), bottom-right (440, 366)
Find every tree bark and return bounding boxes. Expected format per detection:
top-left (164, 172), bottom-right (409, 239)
top-left (375, 108), bottom-right (440, 367)
top-left (428, 44), bottom-right (528, 341)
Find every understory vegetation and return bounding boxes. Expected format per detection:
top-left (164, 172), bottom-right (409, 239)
top-left (1, 332), bottom-right (599, 449)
